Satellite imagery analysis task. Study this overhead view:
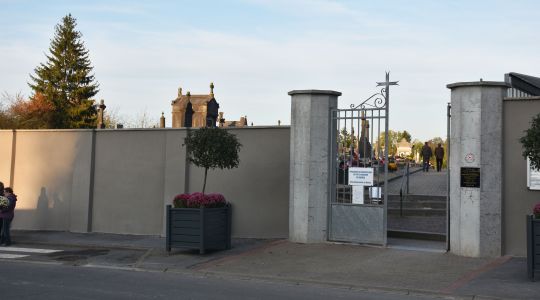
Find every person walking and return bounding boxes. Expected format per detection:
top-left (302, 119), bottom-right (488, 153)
top-left (421, 142), bottom-right (433, 172)
top-left (0, 184), bottom-right (17, 246)
top-left (435, 143), bottom-right (445, 172)
top-left (0, 182), bottom-right (3, 239)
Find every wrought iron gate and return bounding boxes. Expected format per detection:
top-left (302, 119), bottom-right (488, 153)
top-left (328, 73), bottom-right (397, 245)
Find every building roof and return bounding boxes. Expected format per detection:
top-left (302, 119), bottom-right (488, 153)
top-left (172, 94), bottom-right (214, 107)
top-left (505, 72), bottom-right (540, 96)
top-left (171, 83), bottom-right (217, 107)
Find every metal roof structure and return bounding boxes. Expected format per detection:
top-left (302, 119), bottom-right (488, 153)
top-left (505, 72), bottom-right (540, 96)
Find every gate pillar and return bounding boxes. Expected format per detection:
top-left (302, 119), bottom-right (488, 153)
top-left (289, 90), bottom-right (341, 243)
top-left (447, 81), bottom-right (509, 257)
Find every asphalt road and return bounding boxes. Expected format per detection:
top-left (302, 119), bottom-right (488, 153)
top-left (0, 260), bottom-right (441, 300)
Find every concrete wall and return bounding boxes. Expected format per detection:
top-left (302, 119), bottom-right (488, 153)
top-left (503, 97), bottom-right (540, 256)
top-left (0, 127), bottom-right (290, 239)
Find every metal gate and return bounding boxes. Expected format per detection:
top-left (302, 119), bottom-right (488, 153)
top-left (328, 73), bottom-right (397, 245)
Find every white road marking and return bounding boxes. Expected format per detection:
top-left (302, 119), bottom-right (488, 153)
top-left (0, 247), bottom-right (62, 254)
top-left (0, 253), bottom-right (29, 259)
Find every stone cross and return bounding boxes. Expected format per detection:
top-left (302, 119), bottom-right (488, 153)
top-left (97, 99), bottom-right (106, 129)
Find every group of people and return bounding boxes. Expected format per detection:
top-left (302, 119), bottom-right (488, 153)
top-left (0, 181), bottom-right (17, 246)
top-left (421, 142), bottom-right (445, 172)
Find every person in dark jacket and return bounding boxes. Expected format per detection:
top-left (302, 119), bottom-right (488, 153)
top-left (421, 142), bottom-right (433, 172)
top-left (435, 143), bottom-right (445, 172)
top-left (0, 184), bottom-right (17, 246)
top-left (0, 181), bottom-right (3, 239)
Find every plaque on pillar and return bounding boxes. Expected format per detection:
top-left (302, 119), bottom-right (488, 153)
top-left (460, 167), bottom-right (480, 188)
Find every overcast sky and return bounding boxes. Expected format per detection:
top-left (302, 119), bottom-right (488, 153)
top-left (1, 0), bottom-right (539, 140)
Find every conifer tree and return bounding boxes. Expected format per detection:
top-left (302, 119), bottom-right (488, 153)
top-left (29, 14), bottom-right (99, 128)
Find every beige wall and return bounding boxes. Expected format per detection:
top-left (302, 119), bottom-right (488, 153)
top-left (92, 130), bottom-right (168, 235)
top-left (188, 128), bottom-right (290, 238)
top-left (3, 127), bottom-right (290, 239)
top-left (9, 130), bottom-right (93, 232)
top-left (503, 98), bottom-right (540, 256)
top-left (0, 130), bottom-right (14, 187)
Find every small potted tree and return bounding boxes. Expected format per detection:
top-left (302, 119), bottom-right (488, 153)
top-left (166, 127), bottom-right (241, 254)
top-left (521, 113), bottom-right (540, 281)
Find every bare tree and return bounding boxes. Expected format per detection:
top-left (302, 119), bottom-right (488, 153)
top-left (122, 109), bottom-right (159, 128)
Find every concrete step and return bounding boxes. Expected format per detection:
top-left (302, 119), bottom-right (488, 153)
top-left (388, 202), bottom-right (447, 210)
top-left (387, 230), bottom-right (446, 241)
top-left (388, 195), bottom-right (447, 211)
top-left (388, 208), bottom-right (446, 216)
top-left (388, 194), bottom-right (447, 201)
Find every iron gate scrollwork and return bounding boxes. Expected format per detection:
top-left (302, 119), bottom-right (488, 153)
top-left (328, 72), bottom-right (397, 245)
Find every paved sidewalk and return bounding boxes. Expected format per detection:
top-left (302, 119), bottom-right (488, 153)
top-left (6, 230), bottom-right (539, 300)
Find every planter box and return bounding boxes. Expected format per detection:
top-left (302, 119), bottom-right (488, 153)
top-left (527, 215), bottom-right (540, 281)
top-left (166, 204), bottom-right (231, 254)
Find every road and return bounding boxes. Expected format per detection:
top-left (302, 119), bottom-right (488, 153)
top-left (0, 259), bottom-right (440, 300)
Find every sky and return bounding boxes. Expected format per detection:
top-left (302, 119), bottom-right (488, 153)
top-left (1, 0), bottom-right (539, 140)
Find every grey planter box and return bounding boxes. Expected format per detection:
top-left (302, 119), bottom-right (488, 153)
top-left (527, 215), bottom-right (540, 281)
top-left (166, 204), bottom-right (231, 254)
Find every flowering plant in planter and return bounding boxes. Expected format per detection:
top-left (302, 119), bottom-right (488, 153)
top-left (166, 128), bottom-right (239, 254)
top-left (173, 192), bottom-right (227, 209)
top-left (167, 192), bottom-right (231, 254)
top-left (534, 203), bottom-right (540, 219)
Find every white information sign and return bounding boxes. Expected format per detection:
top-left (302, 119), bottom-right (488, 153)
top-left (352, 186), bottom-right (364, 204)
top-left (348, 167), bottom-right (374, 186)
top-left (527, 157), bottom-right (540, 190)
top-left (370, 187), bottom-right (382, 199)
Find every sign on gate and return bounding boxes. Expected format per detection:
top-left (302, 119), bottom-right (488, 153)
top-left (348, 167), bottom-right (374, 186)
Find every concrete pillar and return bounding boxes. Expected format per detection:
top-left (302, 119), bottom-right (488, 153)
top-left (447, 81), bottom-right (509, 257)
top-left (289, 90), bottom-right (341, 243)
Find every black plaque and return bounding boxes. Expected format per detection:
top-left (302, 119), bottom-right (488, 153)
top-left (460, 167), bottom-right (480, 188)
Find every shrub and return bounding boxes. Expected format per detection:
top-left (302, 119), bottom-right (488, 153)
top-left (521, 113), bottom-right (540, 170)
top-left (184, 127), bottom-right (241, 193)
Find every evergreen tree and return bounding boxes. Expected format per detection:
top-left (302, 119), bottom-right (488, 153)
top-left (29, 14), bottom-right (99, 128)
top-left (398, 130), bottom-right (412, 143)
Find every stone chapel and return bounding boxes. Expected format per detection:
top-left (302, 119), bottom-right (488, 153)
top-left (171, 83), bottom-right (219, 128)
top-left (170, 83), bottom-right (248, 128)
